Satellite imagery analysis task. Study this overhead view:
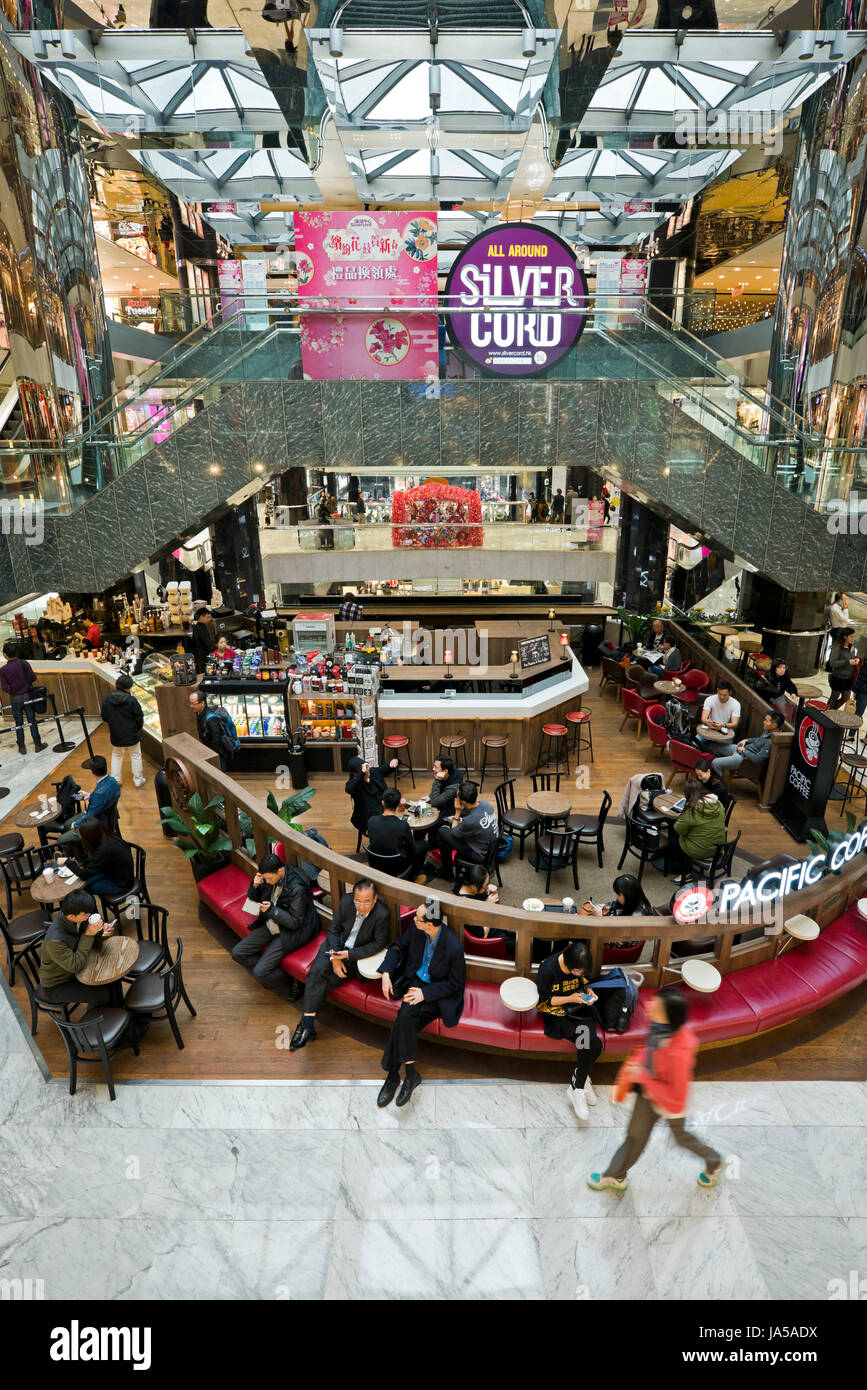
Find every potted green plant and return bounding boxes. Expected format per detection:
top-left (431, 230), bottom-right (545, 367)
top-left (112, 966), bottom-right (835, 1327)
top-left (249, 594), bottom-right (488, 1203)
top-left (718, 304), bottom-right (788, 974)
top-left (238, 787), bottom-right (317, 856)
top-left (807, 811), bottom-right (859, 862)
top-left (159, 792), bottom-right (234, 881)
top-left (617, 607), bottom-right (650, 645)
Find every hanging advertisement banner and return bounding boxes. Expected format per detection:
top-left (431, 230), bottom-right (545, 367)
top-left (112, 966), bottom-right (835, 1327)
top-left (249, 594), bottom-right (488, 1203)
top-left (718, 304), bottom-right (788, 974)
top-left (293, 211), bottom-right (438, 380)
top-left (241, 257), bottom-right (269, 331)
top-left (445, 223), bottom-right (587, 378)
top-left (218, 259), bottom-right (244, 323)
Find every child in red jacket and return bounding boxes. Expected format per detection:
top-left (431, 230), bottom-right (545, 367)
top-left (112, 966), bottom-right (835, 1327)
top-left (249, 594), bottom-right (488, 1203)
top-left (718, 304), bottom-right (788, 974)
top-left (588, 988), bottom-right (724, 1192)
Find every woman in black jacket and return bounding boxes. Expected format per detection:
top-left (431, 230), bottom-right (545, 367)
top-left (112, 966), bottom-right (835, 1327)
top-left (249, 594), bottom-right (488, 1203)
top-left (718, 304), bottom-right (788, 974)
top-left (100, 673), bottom-right (145, 787)
top-left (345, 755), bottom-right (398, 841)
top-left (57, 816), bottom-right (134, 897)
top-left (376, 898), bottom-right (466, 1108)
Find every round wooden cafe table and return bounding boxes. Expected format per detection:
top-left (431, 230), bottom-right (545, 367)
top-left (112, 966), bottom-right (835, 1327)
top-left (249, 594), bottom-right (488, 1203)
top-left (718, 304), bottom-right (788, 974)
top-left (357, 948), bottom-right (388, 981)
top-left (794, 684), bottom-right (822, 700)
top-left (653, 680), bottom-right (685, 697)
top-left (405, 804), bottom-right (439, 832)
top-left (736, 632), bottom-right (763, 652)
top-left (76, 934), bottom-right (140, 987)
top-left (14, 799), bottom-right (60, 829)
top-left (694, 724), bottom-right (734, 743)
top-left (30, 869), bottom-right (85, 905)
top-left (824, 709), bottom-right (862, 731)
top-left (499, 976), bottom-right (540, 1012)
top-left (526, 790), bottom-right (572, 820)
top-left (652, 790), bottom-right (686, 820)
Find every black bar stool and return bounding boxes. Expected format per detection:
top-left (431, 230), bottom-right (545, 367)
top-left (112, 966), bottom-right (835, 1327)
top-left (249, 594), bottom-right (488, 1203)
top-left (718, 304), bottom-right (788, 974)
top-left (566, 707), bottom-right (594, 764)
top-left (535, 722), bottom-right (569, 777)
top-left (479, 735), bottom-right (509, 789)
top-left (439, 735), bottom-right (469, 778)
top-left (382, 733), bottom-right (415, 789)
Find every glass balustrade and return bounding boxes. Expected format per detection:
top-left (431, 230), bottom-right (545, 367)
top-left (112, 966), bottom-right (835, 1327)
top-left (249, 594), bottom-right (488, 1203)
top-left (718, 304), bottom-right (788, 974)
top-left (0, 291), bottom-right (862, 525)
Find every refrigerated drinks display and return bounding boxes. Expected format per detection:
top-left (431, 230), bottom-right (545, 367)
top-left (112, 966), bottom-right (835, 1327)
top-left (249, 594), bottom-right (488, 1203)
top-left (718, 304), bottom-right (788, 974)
top-left (200, 678), bottom-right (291, 746)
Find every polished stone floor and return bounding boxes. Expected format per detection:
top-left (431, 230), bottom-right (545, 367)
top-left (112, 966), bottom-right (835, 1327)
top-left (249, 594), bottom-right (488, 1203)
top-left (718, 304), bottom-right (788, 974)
top-left (0, 715), bottom-right (102, 819)
top-left (1, 982), bottom-right (864, 1301)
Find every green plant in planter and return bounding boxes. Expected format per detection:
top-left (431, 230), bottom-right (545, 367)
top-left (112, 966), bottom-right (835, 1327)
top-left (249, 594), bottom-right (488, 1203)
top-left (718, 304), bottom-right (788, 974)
top-left (807, 810), bottom-right (859, 861)
top-left (160, 792), bottom-right (233, 863)
top-left (237, 787), bottom-right (317, 855)
top-left (616, 607), bottom-right (650, 644)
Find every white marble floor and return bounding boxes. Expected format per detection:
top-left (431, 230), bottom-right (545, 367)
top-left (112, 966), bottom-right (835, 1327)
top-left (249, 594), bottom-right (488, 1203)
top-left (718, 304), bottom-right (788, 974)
top-left (1, 985), bottom-right (864, 1301)
top-left (0, 715), bottom-right (102, 819)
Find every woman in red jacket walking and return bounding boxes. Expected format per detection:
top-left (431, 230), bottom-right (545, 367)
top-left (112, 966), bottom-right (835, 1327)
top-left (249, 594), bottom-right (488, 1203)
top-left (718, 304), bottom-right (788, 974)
top-left (588, 988), bottom-right (724, 1192)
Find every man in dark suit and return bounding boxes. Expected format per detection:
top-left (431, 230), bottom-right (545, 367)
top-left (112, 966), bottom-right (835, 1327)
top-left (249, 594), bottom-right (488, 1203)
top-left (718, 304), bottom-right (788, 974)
top-left (231, 852), bottom-right (319, 993)
top-left (290, 878), bottom-right (390, 1050)
top-left (376, 898), bottom-right (466, 1108)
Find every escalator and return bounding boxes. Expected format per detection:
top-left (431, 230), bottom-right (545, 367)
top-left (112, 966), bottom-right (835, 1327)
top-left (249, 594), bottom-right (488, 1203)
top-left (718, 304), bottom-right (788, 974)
top-left (0, 298), bottom-right (860, 604)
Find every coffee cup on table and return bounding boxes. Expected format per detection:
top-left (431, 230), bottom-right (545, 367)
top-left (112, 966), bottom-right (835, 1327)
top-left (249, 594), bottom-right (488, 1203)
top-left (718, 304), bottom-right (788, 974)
top-left (43, 866), bottom-right (54, 882)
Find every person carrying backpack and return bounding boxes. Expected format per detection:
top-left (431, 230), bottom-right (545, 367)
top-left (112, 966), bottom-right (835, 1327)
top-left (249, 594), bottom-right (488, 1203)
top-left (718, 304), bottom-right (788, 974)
top-left (100, 672), bottom-right (146, 787)
top-left (588, 988), bottom-right (724, 1193)
top-left (189, 688), bottom-right (239, 771)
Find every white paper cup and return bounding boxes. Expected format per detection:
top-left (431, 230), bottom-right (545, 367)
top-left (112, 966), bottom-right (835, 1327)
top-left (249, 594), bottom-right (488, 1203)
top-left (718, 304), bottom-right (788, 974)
top-left (88, 913), bottom-right (101, 926)
top-left (43, 867), bottom-right (54, 882)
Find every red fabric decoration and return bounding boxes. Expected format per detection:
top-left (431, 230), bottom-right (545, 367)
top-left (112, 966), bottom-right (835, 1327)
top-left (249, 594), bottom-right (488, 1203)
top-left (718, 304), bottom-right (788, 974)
top-left (391, 483), bottom-right (484, 548)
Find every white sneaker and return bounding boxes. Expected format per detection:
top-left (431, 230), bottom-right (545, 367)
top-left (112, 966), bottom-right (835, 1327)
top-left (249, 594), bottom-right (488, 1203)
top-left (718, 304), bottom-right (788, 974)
top-left (584, 1078), bottom-right (598, 1106)
top-left (567, 1084), bottom-right (589, 1120)
top-left (133, 778), bottom-right (146, 789)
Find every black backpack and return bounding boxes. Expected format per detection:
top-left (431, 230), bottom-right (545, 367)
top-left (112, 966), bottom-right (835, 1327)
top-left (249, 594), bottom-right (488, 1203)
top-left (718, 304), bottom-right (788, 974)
top-left (664, 698), bottom-right (692, 743)
top-left (637, 772), bottom-right (665, 815)
top-left (590, 967), bottom-right (639, 1034)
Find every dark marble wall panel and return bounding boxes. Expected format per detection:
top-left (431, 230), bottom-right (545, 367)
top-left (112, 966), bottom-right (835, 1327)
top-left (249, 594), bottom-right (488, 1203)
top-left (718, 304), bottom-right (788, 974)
top-left (209, 385), bottom-right (252, 497)
top-left (440, 381), bottom-right (480, 466)
top-left (831, 532), bottom-right (867, 593)
top-left (113, 466), bottom-right (156, 574)
top-left (765, 486), bottom-right (807, 590)
top-left (398, 382), bottom-right (440, 471)
top-left (701, 440), bottom-right (741, 550)
top-left (321, 382), bottom-right (362, 470)
top-left (518, 382), bottom-right (558, 471)
top-left (175, 412), bottom-right (221, 520)
top-left (479, 382), bottom-right (519, 470)
top-left (6, 531), bottom-right (34, 598)
top-left (144, 437), bottom-right (187, 551)
top-left (283, 382), bottom-right (325, 471)
top-left (0, 534), bottom-right (19, 602)
top-left (598, 381), bottom-right (638, 480)
top-left (796, 507), bottom-right (834, 592)
top-left (57, 512), bottom-right (96, 593)
top-left (666, 411), bottom-right (708, 523)
top-left (85, 488), bottom-right (126, 592)
top-left (732, 467), bottom-right (776, 565)
top-left (36, 516), bottom-right (66, 593)
top-left (632, 391), bottom-right (673, 501)
top-left (243, 381), bottom-right (287, 481)
top-left (556, 381), bottom-right (599, 465)
top-left (360, 383), bottom-right (403, 468)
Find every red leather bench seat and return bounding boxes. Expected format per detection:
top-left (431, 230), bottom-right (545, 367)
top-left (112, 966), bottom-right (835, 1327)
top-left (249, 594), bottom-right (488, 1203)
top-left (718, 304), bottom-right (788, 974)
top-left (198, 869), bottom-right (867, 1055)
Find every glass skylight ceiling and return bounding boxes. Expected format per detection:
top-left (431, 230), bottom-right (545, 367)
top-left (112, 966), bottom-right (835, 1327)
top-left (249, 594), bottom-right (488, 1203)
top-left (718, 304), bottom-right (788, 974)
top-left (345, 146), bottom-right (519, 199)
top-left (578, 31), bottom-right (867, 133)
top-left (132, 147), bottom-right (316, 202)
top-left (547, 148), bottom-right (741, 202)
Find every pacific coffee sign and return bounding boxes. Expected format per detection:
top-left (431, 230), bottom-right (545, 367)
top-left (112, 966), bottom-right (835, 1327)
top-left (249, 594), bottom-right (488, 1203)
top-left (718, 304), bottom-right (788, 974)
top-left (445, 223), bottom-right (587, 378)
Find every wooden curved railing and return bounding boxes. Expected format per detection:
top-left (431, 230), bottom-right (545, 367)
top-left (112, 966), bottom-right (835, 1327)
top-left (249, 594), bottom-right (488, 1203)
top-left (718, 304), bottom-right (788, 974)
top-left (164, 734), bottom-right (867, 988)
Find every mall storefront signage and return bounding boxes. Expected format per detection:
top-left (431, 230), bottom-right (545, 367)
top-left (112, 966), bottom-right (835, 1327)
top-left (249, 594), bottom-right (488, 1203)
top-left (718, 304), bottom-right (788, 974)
top-left (293, 211), bottom-right (438, 381)
top-left (773, 705), bottom-right (844, 840)
top-left (445, 223), bottom-right (588, 378)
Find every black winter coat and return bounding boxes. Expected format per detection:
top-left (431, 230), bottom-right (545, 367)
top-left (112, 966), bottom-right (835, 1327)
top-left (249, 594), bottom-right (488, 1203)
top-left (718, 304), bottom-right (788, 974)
top-left (100, 690), bottom-right (145, 747)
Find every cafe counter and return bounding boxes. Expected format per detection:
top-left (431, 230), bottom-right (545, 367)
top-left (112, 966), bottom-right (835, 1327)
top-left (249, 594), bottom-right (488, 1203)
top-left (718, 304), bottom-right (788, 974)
top-left (377, 649), bottom-right (589, 774)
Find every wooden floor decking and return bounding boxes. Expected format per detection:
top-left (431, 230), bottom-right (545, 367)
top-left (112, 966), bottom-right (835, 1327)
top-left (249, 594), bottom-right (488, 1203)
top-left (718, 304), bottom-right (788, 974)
top-left (3, 682), bottom-right (866, 1083)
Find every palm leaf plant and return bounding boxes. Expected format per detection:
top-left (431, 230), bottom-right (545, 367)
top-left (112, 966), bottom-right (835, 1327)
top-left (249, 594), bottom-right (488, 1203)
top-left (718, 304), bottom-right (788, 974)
top-left (160, 792), bottom-right (233, 862)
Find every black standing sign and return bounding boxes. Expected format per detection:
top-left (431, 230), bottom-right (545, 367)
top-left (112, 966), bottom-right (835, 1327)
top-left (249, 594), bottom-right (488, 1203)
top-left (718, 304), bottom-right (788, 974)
top-left (773, 705), bottom-right (844, 841)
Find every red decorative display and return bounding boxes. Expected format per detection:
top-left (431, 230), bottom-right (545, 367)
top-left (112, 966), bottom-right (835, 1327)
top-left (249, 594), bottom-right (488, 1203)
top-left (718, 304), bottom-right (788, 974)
top-left (391, 483), bottom-right (484, 548)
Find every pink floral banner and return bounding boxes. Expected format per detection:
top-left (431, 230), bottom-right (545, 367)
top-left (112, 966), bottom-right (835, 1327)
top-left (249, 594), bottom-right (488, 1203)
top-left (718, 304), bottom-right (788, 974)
top-left (293, 210), bottom-right (438, 381)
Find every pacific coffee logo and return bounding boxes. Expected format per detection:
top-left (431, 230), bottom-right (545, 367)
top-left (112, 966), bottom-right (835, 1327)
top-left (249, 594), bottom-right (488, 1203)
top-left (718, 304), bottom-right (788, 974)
top-left (798, 717), bottom-right (822, 768)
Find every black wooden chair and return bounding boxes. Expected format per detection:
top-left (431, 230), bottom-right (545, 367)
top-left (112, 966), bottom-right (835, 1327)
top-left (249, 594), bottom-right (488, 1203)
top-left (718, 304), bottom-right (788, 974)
top-left (16, 944), bottom-right (77, 1035)
top-left (122, 939), bottom-right (197, 1051)
top-left (51, 1010), bottom-right (139, 1102)
top-left (566, 790), bottom-right (612, 869)
top-left (453, 835), bottom-right (502, 892)
top-left (494, 779), bottom-right (539, 860)
top-left (0, 844), bottom-right (47, 918)
top-left (681, 831), bottom-right (742, 889)
top-left (365, 847), bottom-right (416, 882)
top-left (105, 900), bottom-right (168, 977)
top-left (0, 905), bottom-right (49, 986)
top-left (98, 844), bottom-right (150, 920)
top-left (531, 823), bottom-right (581, 894)
top-left (617, 813), bottom-right (670, 885)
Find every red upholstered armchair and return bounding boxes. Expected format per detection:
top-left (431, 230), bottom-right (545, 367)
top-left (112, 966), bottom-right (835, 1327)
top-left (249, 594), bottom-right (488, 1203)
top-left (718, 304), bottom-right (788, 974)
top-left (674, 669), bottom-right (710, 704)
top-left (645, 703), bottom-right (668, 760)
top-left (620, 686), bottom-right (654, 738)
top-left (667, 738), bottom-right (704, 787)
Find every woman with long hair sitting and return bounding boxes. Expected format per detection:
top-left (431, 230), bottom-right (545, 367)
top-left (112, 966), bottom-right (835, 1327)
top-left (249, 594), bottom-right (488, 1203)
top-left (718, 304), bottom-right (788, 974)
top-left (57, 816), bottom-right (134, 898)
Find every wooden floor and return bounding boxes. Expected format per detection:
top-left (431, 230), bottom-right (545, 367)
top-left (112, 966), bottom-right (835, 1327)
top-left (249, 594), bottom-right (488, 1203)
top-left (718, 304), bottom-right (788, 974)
top-left (4, 684), bottom-right (866, 1083)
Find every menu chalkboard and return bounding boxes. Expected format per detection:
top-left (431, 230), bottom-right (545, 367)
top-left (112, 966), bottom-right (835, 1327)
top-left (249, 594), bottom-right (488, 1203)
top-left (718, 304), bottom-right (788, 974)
top-left (519, 635), bottom-right (551, 669)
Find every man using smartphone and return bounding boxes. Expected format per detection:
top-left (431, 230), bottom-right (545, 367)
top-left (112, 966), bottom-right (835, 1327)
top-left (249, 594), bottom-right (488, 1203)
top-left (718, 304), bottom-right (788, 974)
top-left (536, 939), bottom-right (603, 1120)
top-left (37, 889), bottom-right (114, 1007)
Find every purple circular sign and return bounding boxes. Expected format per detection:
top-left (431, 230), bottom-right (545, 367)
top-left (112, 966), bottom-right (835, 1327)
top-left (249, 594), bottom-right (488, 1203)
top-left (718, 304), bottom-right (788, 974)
top-left (445, 223), bottom-right (588, 378)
